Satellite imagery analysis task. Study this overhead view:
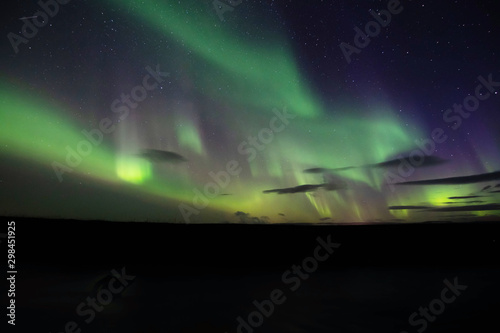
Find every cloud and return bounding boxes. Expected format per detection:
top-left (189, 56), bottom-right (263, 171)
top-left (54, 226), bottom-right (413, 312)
top-left (234, 211), bottom-right (268, 224)
top-left (448, 195), bottom-right (483, 199)
top-left (444, 201), bottom-right (485, 204)
top-left (304, 167), bottom-right (353, 173)
top-left (235, 211), bottom-right (248, 217)
top-left (263, 184), bottom-right (325, 194)
top-left (304, 156), bottom-right (447, 174)
top-left (396, 171), bottom-right (500, 185)
top-left (263, 176), bottom-right (351, 194)
top-left (389, 201), bottom-right (500, 213)
top-left (278, 213), bottom-right (285, 216)
top-left (426, 203), bottom-right (500, 212)
top-left (135, 149), bottom-right (187, 163)
top-left (388, 205), bottom-right (429, 210)
top-left (441, 214), bottom-right (477, 218)
top-left (373, 156), bottom-right (447, 169)
top-left (479, 183), bottom-right (500, 193)
top-left (304, 168), bottom-right (327, 174)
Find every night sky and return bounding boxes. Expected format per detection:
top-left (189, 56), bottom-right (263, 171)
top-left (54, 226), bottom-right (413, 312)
top-left (2, 0), bottom-right (500, 223)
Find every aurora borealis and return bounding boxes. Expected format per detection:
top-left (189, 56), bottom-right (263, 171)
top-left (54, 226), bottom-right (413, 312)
top-left (2, 0), bottom-right (500, 223)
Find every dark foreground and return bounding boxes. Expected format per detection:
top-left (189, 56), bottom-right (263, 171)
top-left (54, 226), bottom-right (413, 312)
top-left (1, 217), bottom-right (499, 333)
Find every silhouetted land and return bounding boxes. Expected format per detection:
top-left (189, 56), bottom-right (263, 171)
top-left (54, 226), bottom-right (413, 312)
top-left (2, 217), bottom-right (499, 332)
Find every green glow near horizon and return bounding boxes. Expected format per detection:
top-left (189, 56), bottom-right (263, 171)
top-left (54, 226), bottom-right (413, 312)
top-left (116, 155), bottom-right (152, 183)
top-left (6, 82), bottom-right (497, 223)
